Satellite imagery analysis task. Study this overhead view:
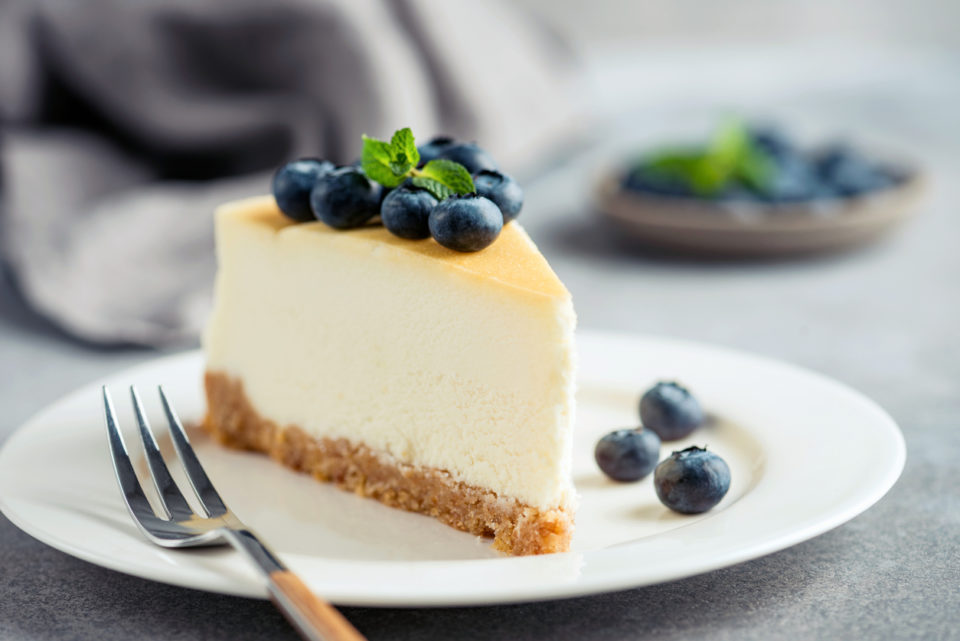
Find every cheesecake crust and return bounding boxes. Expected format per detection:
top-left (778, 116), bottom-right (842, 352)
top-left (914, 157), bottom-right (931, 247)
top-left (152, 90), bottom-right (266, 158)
top-left (203, 372), bottom-right (573, 555)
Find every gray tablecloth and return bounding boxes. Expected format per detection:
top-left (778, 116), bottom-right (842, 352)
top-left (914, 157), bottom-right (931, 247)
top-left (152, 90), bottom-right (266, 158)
top-left (1, 45), bottom-right (958, 640)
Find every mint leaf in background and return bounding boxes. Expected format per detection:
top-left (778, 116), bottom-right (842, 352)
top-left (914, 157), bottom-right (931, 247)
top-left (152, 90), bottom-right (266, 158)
top-left (709, 119), bottom-right (749, 171)
top-left (362, 135), bottom-right (404, 187)
top-left (636, 118), bottom-right (778, 197)
top-left (709, 118), bottom-right (775, 193)
top-left (644, 149), bottom-right (726, 196)
top-left (737, 147), bottom-right (774, 192)
top-left (420, 159), bottom-right (475, 194)
top-left (389, 127), bottom-right (419, 175)
top-left (411, 176), bottom-right (455, 200)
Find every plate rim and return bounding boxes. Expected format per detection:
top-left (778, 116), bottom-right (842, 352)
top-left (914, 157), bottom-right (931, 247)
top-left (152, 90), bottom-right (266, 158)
top-left (0, 330), bottom-right (906, 606)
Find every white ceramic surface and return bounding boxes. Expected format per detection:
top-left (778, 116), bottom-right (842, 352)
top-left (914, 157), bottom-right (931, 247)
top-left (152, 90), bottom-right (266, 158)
top-left (0, 331), bottom-right (905, 606)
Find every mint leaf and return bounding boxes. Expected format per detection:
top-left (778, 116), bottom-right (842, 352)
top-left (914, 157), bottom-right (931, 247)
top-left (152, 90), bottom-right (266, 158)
top-left (362, 134), bottom-right (392, 165)
top-left (644, 149), bottom-right (724, 196)
top-left (419, 159), bottom-right (475, 195)
top-left (709, 119), bottom-right (749, 171)
top-left (389, 127), bottom-right (419, 175)
top-left (362, 134), bottom-right (405, 187)
top-left (637, 118), bottom-right (779, 197)
top-left (411, 176), bottom-right (455, 200)
top-left (737, 148), bottom-right (774, 191)
top-left (359, 129), bottom-right (477, 199)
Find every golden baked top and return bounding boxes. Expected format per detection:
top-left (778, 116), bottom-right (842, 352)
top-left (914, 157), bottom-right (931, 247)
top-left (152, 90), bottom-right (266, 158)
top-left (219, 195), bottom-right (570, 300)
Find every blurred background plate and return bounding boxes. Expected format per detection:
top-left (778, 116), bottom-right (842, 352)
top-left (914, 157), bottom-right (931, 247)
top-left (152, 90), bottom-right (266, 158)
top-left (594, 170), bottom-right (925, 257)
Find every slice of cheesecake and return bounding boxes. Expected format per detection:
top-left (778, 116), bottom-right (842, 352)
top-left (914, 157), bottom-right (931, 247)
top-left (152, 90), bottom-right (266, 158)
top-left (203, 196), bottom-right (576, 555)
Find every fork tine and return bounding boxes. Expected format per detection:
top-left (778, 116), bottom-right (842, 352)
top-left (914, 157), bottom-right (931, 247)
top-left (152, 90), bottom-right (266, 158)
top-left (158, 386), bottom-right (229, 517)
top-left (103, 386), bottom-right (164, 527)
top-left (130, 386), bottom-right (195, 521)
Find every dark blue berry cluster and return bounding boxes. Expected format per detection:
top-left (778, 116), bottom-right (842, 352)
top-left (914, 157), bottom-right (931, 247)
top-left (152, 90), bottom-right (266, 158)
top-left (595, 381), bottom-right (730, 514)
top-left (271, 134), bottom-right (523, 253)
top-left (623, 123), bottom-right (906, 204)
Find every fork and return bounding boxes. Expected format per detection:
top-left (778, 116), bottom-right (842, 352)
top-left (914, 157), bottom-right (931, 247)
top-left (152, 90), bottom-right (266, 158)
top-left (102, 385), bottom-right (366, 641)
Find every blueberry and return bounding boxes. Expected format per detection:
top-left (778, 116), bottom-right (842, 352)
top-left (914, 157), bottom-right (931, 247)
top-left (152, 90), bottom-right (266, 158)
top-left (595, 428), bottom-right (661, 482)
top-left (623, 168), bottom-right (694, 198)
top-left (654, 446), bottom-right (731, 514)
top-left (815, 144), bottom-right (893, 197)
top-left (380, 183), bottom-right (438, 239)
top-left (473, 170), bottom-right (523, 222)
top-left (639, 381), bottom-right (704, 441)
top-left (749, 126), bottom-right (796, 163)
top-left (272, 159), bottom-right (334, 222)
top-left (428, 194), bottom-right (503, 252)
top-left (310, 167), bottom-right (381, 229)
top-left (758, 154), bottom-right (826, 203)
top-left (417, 136), bottom-right (457, 167)
top-left (436, 142), bottom-right (498, 174)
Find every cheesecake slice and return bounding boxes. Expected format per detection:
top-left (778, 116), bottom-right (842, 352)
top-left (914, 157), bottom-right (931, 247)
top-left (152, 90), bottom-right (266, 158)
top-left (203, 195), bottom-right (576, 555)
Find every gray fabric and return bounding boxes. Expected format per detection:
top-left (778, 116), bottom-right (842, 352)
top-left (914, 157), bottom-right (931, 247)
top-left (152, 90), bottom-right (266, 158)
top-left (0, 0), bottom-right (579, 345)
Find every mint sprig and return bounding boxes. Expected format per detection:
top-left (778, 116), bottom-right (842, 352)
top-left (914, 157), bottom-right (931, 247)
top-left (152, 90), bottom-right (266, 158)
top-left (639, 119), bottom-right (774, 196)
top-left (361, 128), bottom-right (475, 199)
top-left (387, 128), bottom-right (418, 176)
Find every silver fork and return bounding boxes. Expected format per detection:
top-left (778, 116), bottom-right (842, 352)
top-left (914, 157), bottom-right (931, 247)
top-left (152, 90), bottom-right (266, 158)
top-left (103, 385), bottom-right (366, 641)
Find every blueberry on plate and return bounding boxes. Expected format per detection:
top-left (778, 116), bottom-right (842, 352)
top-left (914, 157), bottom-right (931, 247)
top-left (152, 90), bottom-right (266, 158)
top-left (381, 183), bottom-right (439, 239)
top-left (417, 136), bottom-right (457, 167)
top-left (310, 166), bottom-right (382, 229)
top-left (428, 194), bottom-right (503, 252)
top-left (272, 159), bottom-right (334, 222)
top-left (654, 446), bottom-right (731, 514)
top-left (474, 170), bottom-right (524, 222)
top-left (639, 381), bottom-right (704, 441)
top-left (436, 142), bottom-right (499, 174)
top-left (595, 428), bottom-right (661, 482)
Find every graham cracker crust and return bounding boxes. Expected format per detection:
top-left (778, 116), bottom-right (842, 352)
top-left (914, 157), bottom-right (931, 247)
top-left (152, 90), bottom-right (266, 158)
top-left (203, 372), bottom-right (573, 555)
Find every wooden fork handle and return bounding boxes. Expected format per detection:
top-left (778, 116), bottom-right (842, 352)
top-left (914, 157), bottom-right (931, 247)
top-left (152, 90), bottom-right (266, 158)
top-left (267, 571), bottom-right (367, 641)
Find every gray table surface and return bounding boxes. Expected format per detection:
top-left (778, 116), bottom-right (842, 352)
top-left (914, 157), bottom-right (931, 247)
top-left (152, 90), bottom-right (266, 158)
top-left (2, 46), bottom-right (959, 640)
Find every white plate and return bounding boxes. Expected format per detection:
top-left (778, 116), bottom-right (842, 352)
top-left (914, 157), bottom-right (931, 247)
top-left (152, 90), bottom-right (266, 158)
top-left (0, 331), bottom-right (904, 607)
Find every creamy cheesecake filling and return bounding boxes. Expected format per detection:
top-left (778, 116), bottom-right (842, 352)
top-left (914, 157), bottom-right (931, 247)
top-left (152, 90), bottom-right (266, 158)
top-left (204, 371), bottom-right (574, 555)
top-left (204, 197), bottom-right (577, 512)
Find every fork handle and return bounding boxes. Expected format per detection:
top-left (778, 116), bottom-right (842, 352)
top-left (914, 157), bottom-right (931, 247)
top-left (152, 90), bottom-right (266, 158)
top-left (267, 571), bottom-right (366, 641)
top-left (224, 529), bottom-right (366, 641)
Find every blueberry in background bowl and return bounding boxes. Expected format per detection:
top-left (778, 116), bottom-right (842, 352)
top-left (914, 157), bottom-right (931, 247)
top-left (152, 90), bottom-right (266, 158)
top-left (620, 120), bottom-right (907, 205)
top-left (815, 144), bottom-right (897, 197)
top-left (595, 118), bottom-right (922, 257)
